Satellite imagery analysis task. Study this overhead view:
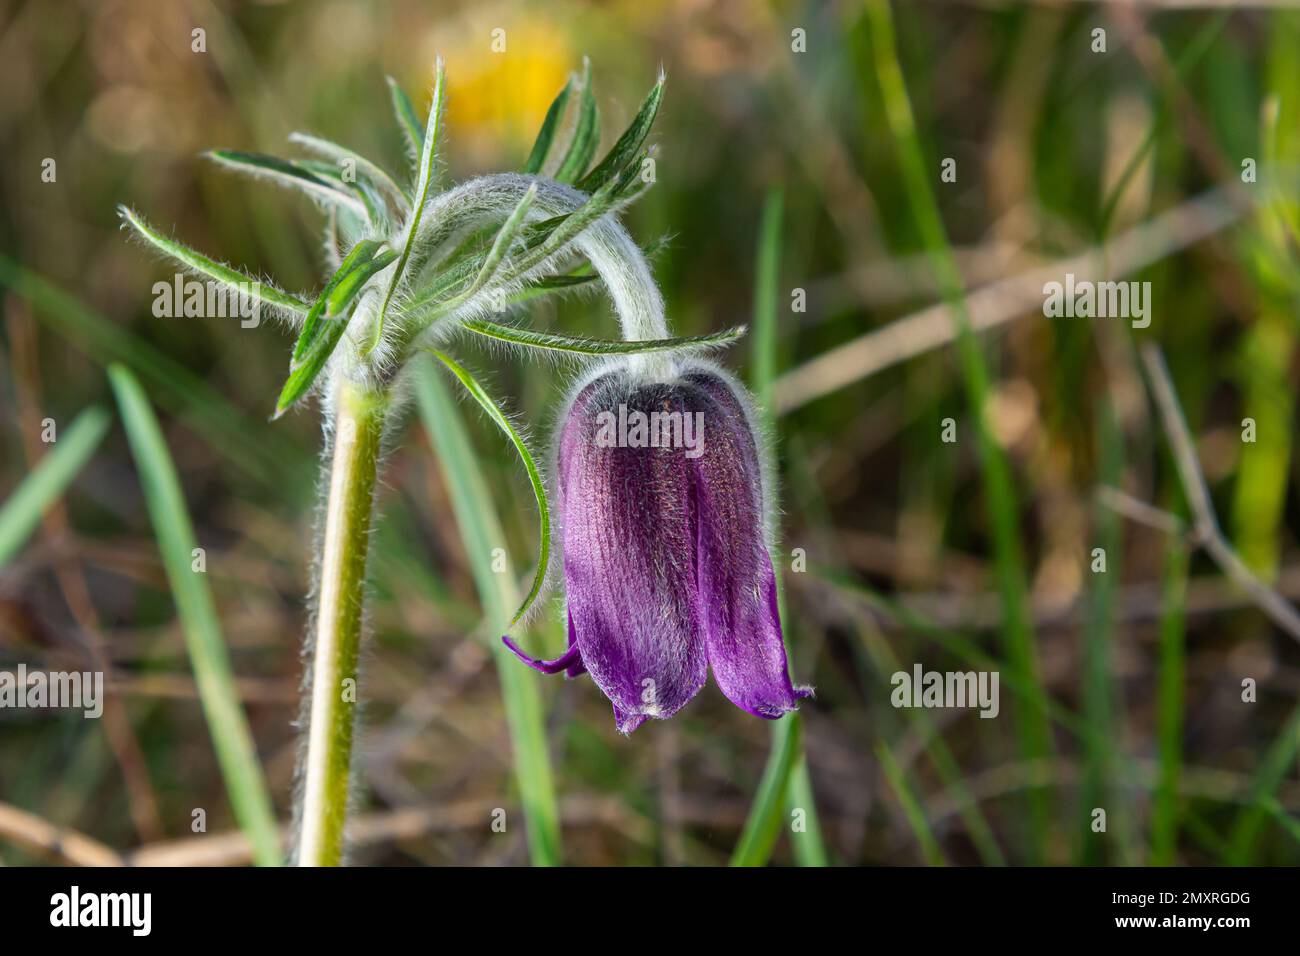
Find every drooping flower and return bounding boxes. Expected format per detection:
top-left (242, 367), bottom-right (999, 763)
top-left (504, 360), bottom-right (812, 733)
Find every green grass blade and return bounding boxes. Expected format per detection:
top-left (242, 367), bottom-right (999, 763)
top-left (0, 258), bottom-right (300, 485)
top-left (784, 754), bottom-right (828, 866)
top-left (523, 78), bottom-right (573, 174)
top-left (577, 74), bottom-right (664, 193)
top-left (1095, 12), bottom-right (1228, 240)
top-left (554, 60), bottom-right (599, 184)
top-left (414, 358), bottom-right (562, 866)
top-left (730, 188), bottom-right (827, 867)
top-left (855, 621), bottom-right (1005, 865)
top-left (0, 407), bottom-right (110, 566)
top-left (1262, 798), bottom-right (1300, 847)
top-left (1152, 538), bottom-right (1189, 865)
top-left (118, 207), bottom-right (310, 315)
top-left (108, 364), bottom-right (281, 866)
top-left (866, 0), bottom-right (1052, 860)
top-left (877, 740), bottom-right (948, 866)
top-left (462, 319), bottom-right (744, 356)
top-left (730, 714), bottom-right (804, 866)
top-left (1228, 700), bottom-right (1300, 863)
top-left (1079, 404), bottom-right (1133, 864)
top-left (427, 349), bottom-right (550, 626)
top-left (750, 190), bottom-right (783, 409)
top-left (370, 59), bottom-right (446, 354)
top-left (386, 75), bottom-right (424, 158)
top-left (206, 150), bottom-right (368, 219)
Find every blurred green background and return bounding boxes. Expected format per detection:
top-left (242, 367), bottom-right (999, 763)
top-left (2, 0), bottom-right (1300, 866)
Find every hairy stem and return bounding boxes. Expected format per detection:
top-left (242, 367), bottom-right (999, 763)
top-left (297, 380), bottom-right (387, 866)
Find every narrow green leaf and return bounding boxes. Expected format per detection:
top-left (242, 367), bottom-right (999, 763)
top-left (1229, 700), bottom-right (1300, 863)
top-left (553, 61), bottom-right (599, 184)
top-left (507, 173), bottom-right (622, 278)
top-left (291, 239), bottom-right (395, 363)
top-left (370, 59), bottom-right (446, 354)
top-left (403, 179), bottom-right (623, 328)
top-left (732, 187), bottom-right (827, 868)
top-left (0, 407), bottom-right (110, 566)
top-left (276, 240), bottom-right (401, 414)
top-left (108, 365), bottom-right (281, 866)
top-left (1095, 12), bottom-right (1227, 242)
top-left (850, 602), bottom-right (1003, 865)
top-left (867, 0), bottom-right (1050, 859)
top-left (463, 318), bottom-right (744, 355)
top-left (877, 741), bottom-right (948, 866)
top-left (750, 189), bottom-right (783, 409)
top-left (502, 273), bottom-right (600, 307)
top-left (464, 185), bottom-right (538, 297)
top-left (730, 715), bottom-right (803, 866)
top-left (1079, 403), bottom-right (1134, 864)
top-left (427, 350), bottom-right (550, 625)
top-left (414, 359), bottom-right (562, 865)
top-left (403, 176), bottom-right (655, 322)
top-left (523, 273), bottom-right (599, 291)
top-left (1152, 537), bottom-right (1189, 865)
top-left (323, 208), bottom-right (344, 270)
top-left (426, 186), bottom-right (538, 318)
top-left (1262, 798), bottom-right (1300, 848)
top-left (276, 297), bottom-right (365, 415)
top-left (0, 257), bottom-right (303, 486)
top-left (523, 78), bottom-right (573, 174)
top-left (403, 214), bottom-right (579, 318)
top-left (289, 131), bottom-right (412, 207)
top-left (386, 75), bottom-right (424, 157)
top-left (296, 159), bottom-right (391, 226)
top-left (206, 149), bottom-right (368, 219)
top-left (118, 206), bottom-right (310, 315)
top-left (577, 74), bottom-right (664, 193)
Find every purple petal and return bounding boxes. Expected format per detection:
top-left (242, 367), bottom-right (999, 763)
top-left (563, 612), bottom-right (587, 677)
top-left (612, 705), bottom-right (648, 735)
top-left (702, 552), bottom-right (812, 718)
top-left (559, 376), bottom-right (708, 731)
top-left (686, 372), bottom-right (812, 719)
top-left (501, 634), bottom-right (583, 675)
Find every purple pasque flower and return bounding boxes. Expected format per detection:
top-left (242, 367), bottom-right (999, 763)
top-left (503, 359), bottom-right (811, 734)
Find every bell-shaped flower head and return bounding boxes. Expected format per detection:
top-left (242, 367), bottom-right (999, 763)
top-left (504, 359), bottom-right (811, 733)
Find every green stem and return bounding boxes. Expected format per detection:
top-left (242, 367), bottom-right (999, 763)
top-left (297, 380), bottom-right (387, 866)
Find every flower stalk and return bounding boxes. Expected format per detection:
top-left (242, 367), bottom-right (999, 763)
top-left (297, 381), bottom-right (387, 866)
top-left (119, 59), bottom-right (761, 866)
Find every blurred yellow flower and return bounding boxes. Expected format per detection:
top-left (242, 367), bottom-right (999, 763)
top-left (431, 11), bottom-right (573, 164)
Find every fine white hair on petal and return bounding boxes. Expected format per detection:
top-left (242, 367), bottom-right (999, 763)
top-left (676, 356), bottom-right (781, 550)
top-left (547, 354), bottom-right (780, 553)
